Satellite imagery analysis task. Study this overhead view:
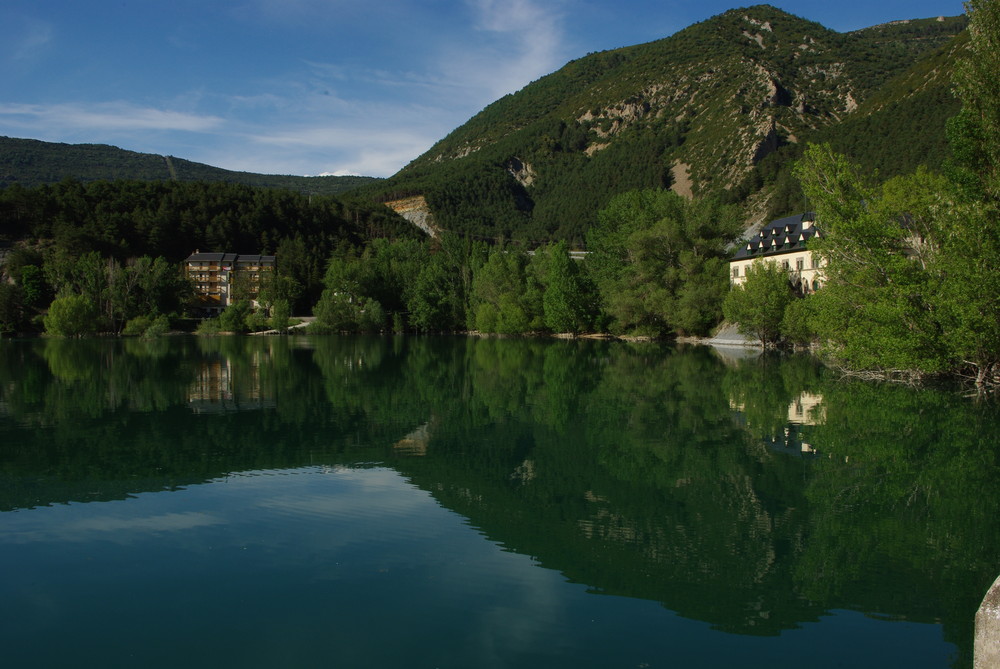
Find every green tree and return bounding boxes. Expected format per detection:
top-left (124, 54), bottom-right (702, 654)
top-left (408, 255), bottom-right (462, 332)
top-left (0, 283), bottom-right (25, 334)
top-left (244, 308), bottom-right (268, 332)
top-left (780, 296), bottom-right (816, 348)
top-left (269, 299), bottom-right (291, 331)
top-left (723, 261), bottom-right (795, 347)
top-left (948, 0), bottom-right (1000, 203)
top-left (469, 245), bottom-right (539, 334)
top-left (19, 265), bottom-right (47, 309)
top-left (541, 241), bottom-right (591, 333)
top-left (219, 300), bottom-right (252, 333)
top-left (794, 145), bottom-right (952, 376)
top-left (939, 0), bottom-right (1000, 387)
top-left (43, 294), bottom-right (98, 337)
top-left (586, 190), bottom-right (739, 336)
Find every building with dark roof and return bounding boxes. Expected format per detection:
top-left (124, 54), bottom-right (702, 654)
top-left (184, 251), bottom-right (276, 313)
top-left (729, 212), bottom-right (824, 294)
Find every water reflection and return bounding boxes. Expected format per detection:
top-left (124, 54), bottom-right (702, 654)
top-left (1, 335), bottom-right (997, 667)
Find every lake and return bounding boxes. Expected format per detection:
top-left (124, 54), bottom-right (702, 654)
top-left (1, 335), bottom-right (998, 668)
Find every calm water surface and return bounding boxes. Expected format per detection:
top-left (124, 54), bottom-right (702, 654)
top-left (1, 336), bottom-right (998, 668)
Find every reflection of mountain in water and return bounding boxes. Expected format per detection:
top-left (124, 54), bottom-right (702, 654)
top-left (0, 336), bottom-right (997, 665)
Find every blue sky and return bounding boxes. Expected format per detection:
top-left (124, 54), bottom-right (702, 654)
top-left (0, 0), bottom-right (967, 178)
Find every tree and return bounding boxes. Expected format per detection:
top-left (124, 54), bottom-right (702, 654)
top-left (43, 294), bottom-right (98, 337)
top-left (269, 299), bottom-right (291, 332)
top-left (468, 244), bottom-right (541, 334)
top-left (218, 300), bottom-right (252, 333)
top-left (540, 241), bottom-right (591, 333)
top-left (19, 265), bottom-right (47, 309)
top-left (586, 190), bottom-right (740, 336)
top-left (408, 255), bottom-right (462, 332)
top-left (723, 261), bottom-right (795, 347)
top-left (948, 0), bottom-right (1000, 204)
top-left (779, 295), bottom-right (816, 348)
top-left (794, 145), bottom-right (952, 375)
top-left (939, 0), bottom-right (1000, 387)
top-left (0, 283), bottom-right (25, 334)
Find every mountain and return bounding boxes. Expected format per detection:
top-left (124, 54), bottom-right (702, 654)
top-left (0, 136), bottom-right (380, 196)
top-left (366, 5), bottom-right (968, 245)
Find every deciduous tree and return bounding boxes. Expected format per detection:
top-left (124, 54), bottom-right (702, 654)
top-left (722, 261), bottom-right (794, 347)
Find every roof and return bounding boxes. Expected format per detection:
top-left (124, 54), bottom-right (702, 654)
top-left (731, 212), bottom-right (820, 261)
top-left (185, 252), bottom-right (275, 264)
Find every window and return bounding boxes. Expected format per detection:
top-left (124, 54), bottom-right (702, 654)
top-left (732, 266), bottom-right (740, 278)
top-left (796, 258), bottom-right (804, 271)
top-left (782, 260), bottom-right (790, 270)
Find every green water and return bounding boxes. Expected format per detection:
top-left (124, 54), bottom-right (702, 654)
top-left (1, 335), bottom-right (998, 668)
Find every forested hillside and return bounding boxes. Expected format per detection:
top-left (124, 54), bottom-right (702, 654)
top-left (0, 137), bottom-right (379, 196)
top-left (0, 180), bottom-right (419, 325)
top-left (363, 6), bottom-right (967, 244)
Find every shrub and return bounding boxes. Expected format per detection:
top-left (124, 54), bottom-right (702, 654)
top-left (143, 314), bottom-right (171, 338)
top-left (123, 315), bottom-right (154, 336)
top-left (44, 294), bottom-right (98, 337)
top-left (195, 317), bottom-right (222, 335)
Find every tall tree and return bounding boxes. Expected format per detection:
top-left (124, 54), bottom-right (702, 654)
top-left (722, 261), bottom-right (795, 347)
top-left (794, 145), bottom-right (952, 375)
top-left (586, 190), bottom-right (740, 336)
top-left (540, 241), bottom-right (592, 334)
top-left (948, 0), bottom-right (1000, 203)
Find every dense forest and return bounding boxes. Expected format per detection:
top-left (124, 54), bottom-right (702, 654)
top-left (0, 179), bottom-right (419, 333)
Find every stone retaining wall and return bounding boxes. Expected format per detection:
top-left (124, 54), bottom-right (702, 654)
top-left (976, 574), bottom-right (1000, 668)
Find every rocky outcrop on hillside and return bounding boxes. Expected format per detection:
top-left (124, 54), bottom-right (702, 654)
top-left (385, 196), bottom-right (439, 238)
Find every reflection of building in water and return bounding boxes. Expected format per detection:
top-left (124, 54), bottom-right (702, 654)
top-left (787, 392), bottom-right (824, 426)
top-left (187, 354), bottom-right (276, 413)
top-left (766, 423), bottom-right (818, 458)
top-left (730, 391), bottom-right (824, 457)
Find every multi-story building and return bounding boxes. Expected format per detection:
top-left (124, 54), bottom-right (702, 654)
top-left (184, 251), bottom-right (276, 313)
top-left (729, 213), bottom-right (823, 294)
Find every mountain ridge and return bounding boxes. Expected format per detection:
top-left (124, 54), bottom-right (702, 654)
top-left (0, 136), bottom-right (380, 196)
top-left (366, 5), bottom-right (968, 243)
top-left (0, 6), bottom-right (969, 244)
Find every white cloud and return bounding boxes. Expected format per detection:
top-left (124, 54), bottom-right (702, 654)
top-left (1, 512), bottom-right (224, 544)
top-left (13, 20), bottom-right (53, 61)
top-left (0, 102), bottom-right (224, 134)
top-left (212, 121), bottom-right (437, 177)
top-left (0, 1), bottom-right (574, 178)
top-left (319, 169), bottom-right (361, 177)
top-left (457, 0), bottom-right (568, 99)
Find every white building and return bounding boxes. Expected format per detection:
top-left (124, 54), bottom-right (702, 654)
top-left (729, 213), bottom-right (823, 294)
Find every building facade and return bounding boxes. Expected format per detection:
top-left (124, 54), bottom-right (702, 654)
top-left (729, 213), bottom-right (823, 294)
top-left (184, 251), bottom-right (276, 313)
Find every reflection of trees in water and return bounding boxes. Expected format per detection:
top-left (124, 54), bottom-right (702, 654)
top-left (0, 336), bottom-right (997, 660)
